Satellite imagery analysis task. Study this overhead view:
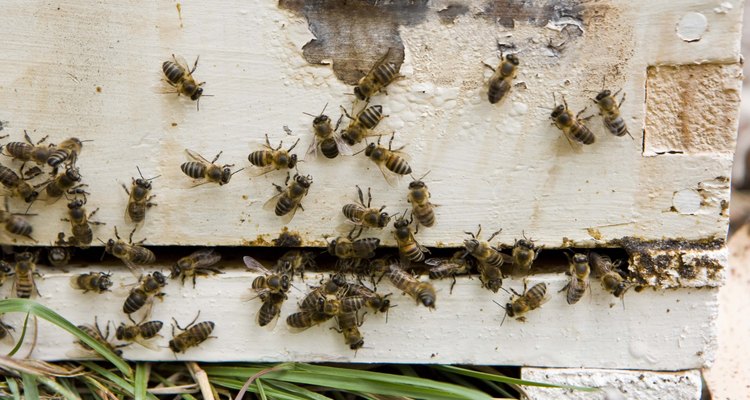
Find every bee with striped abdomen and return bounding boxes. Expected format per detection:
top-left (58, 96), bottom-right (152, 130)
top-left (407, 171), bottom-right (436, 230)
top-left (334, 310), bottom-right (365, 351)
top-left (340, 280), bottom-right (392, 318)
top-left (496, 281), bottom-right (547, 324)
top-left (62, 198), bottom-right (104, 248)
top-left (169, 312), bottom-right (215, 353)
top-left (76, 318), bottom-right (124, 356)
top-left (116, 319), bottom-right (164, 350)
top-left (45, 166), bottom-right (86, 200)
top-left (560, 253), bottom-right (590, 305)
top-left (276, 250), bottom-right (315, 280)
top-left (122, 166), bottom-right (159, 224)
top-left (550, 95), bottom-right (595, 146)
top-left (2, 130), bottom-right (54, 165)
top-left (263, 173), bottom-right (312, 223)
top-left (593, 87), bottom-right (632, 139)
top-left (393, 211), bottom-right (429, 265)
top-left (286, 293), bottom-right (342, 330)
top-left (387, 263), bottom-right (436, 309)
top-left (0, 260), bottom-right (12, 286)
top-left (162, 54), bottom-right (206, 110)
top-left (244, 255), bottom-right (291, 299)
top-left (589, 252), bottom-right (632, 302)
top-left (0, 197), bottom-right (35, 241)
top-left (248, 133), bottom-right (299, 176)
top-left (463, 225), bottom-right (505, 293)
top-left (354, 47), bottom-right (402, 102)
top-left (426, 250), bottom-right (473, 294)
top-left (123, 271), bottom-right (168, 316)
top-left (362, 134), bottom-right (412, 187)
top-left (341, 185), bottom-right (390, 236)
top-left (511, 233), bottom-right (541, 276)
top-left (340, 104), bottom-right (386, 146)
top-left (304, 104), bottom-right (351, 160)
top-left (0, 165), bottom-right (40, 204)
top-left (171, 249), bottom-right (222, 287)
top-left (47, 137), bottom-right (87, 170)
top-left (181, 149), bottom-right (242, 187)
top-left (327, 230), bottom-right (380, 271)
top-left (104, 227), bottom-right (156, 276)
top-left (70, 272), bottom-right (113, 293)
top-left (484, 52), bottom-right (519, 104)
top-left (256, 291), bottom-right (287, 327)
top-left (13, 251), bottom-right (39, 299)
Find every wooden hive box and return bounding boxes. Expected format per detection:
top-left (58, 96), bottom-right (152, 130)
top-left (0, 0), bottom-right (742, 395)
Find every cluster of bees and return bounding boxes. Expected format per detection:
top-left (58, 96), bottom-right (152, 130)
top-left (0, 45), bottom-right (638, 355)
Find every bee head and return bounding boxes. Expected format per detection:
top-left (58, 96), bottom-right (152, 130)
top-left (353, 86), bottom-right (367, 101)
top-left (327, 239), bottom-right (338, 255)
top-left (287, 154), bottom-right (298, 169)
top-left (487, 279), bottom-right (503, 293)
top-left (170, 263), bottom-right (182, 278)
top-left (220, 167), bottom-right (233, 185)
top-left (378, 212), bottom-right (391, 227)
top-left (190, 86), bottom-right (203, 101)
top-left (99, 274), bottom-right (113, 291)
top-left (505, 303), bottom-right (516, 317)
top-left (295, 174), bottom-right (312, 188)
top-left (15, 251), bottom-right (33, 262)
top-left (168, 339), bottom-right (180, 353)
top-left (65, 167), bottom-right (81, 181)
top-left (135, 178), bottom-right (152, 190)
top-left (280, 274), bottom-right (290, 291)
top-left (409, 180), bottom-right (425, 190)
top-left (596, 90), bottom-right (611, 101)
top-left (24, 190), bottom-right (39, 203)
top-left (419, 291), bottom-right (436, 308)
top-left (313, 114), bottom-right (330, 125)
top-left (115, 324), bottom-right (126, 341)
top-left (517, 239), bottom-right (534, 249)
top-left (573, 253), bottom-right (588, 265)
top-left (551, 104), bottom-right (566, 119)
top-left (505, 54), bottom-right (519, 65)
top-left (153, 271), bottom-right (167, 285)
top-left (68, 199), bottom-right (84, 209)
top-left (364, 143), bottom-right (376, 157)
top-left (463, 238), bottom-right (479, 253)
top-left (0, 261), bottom-right (11, 274)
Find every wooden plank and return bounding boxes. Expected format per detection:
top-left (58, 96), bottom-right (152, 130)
top-left (0, 0), bottom-right (741, 247)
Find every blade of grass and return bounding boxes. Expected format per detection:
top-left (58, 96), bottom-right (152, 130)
top-left (479, 379), bottom-right (515, 399)
top-left (21, 372), bottom-right (39, 399)
top-left (6, 313), bottom-right (30, 357)
top-left (4, 376), bottom-right (20, 400)
top-left (257, 378), bottom-right (268, 400)
top-left (36, 374), bottom-right (79, 400)
top-left (135, 362), bottom-right (150, 400)
top-left (151, 371), bottom-right (199, 399)
top-left (0, 299), bottom-right (131, 377)
top-left (435, 366), bottom-right (597, 392)
top-left (81, 361), bottom-right (158, 400)
top-left (210, 377), bottom-right (305, 400)
top-left (82, 375), bottom-right (116, 400)
top-left (59, 377), bottom-right (81, 399)
top-left (262, 380), bottom-right (332, 400)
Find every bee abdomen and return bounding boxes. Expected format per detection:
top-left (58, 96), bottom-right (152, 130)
top-left (566, 279), bottom-right (586, 304)
top-left (572, 125), bottom-right (595, 145)
top-left (72, 226), bottom-right (93, 245)
top-left (47, 149), bottom-right (70, 168)
top-left (15, 276), bottom-right (33, 298)
top-left (139, 321), bottom-right (164, 339)
top-left (6, 217), bottom-right (32, 237)
top-left (181, 162), bottom-right (206, 179)
top-left (5, 142), bottom-right (32, 161)
top-left (604, 117), bottom-right (628, 137)
top-left (526, 283), bottom-right (547, 307)
top-left (414, 205), bottom-right (435, 227)
top-left (131, 248), bottom-right (156, 264)
top-left (128, 203), bottom-right (146, 223)
top-left (385, 156), bottom-right (412, 175)
top-left (0, 166), bottom-right (20, 187)
top-left (123, 289), bottom-right (147, 314)
top-left (488, 79), bottom-right (510, 104)
top-left (401, 244), bottom-right (425, 263)
top-left (374, 63), bottom-right (398, 85)
top-left (359, 107), bottom-right (384, 130)
top-left (162, 61), bottom-right (185, 84)
top-left (320, 139), bottom-right (339, 159)
top-left (286, 312), bottom-right (313, 328)
top-left (275, 195), bottom-right (295, 216)
top-left (248, 151), bottom-right (271, 167)
top-left (342, 204), bottom-right (364, 221)
top-left (485, 253), bottom-right (505, 269)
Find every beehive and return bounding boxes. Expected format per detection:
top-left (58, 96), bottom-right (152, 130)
top-left (0, 0), bottom-right (741, 391)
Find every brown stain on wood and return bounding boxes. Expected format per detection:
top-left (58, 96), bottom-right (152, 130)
top-left (478, 0), bottom-right (584, 30)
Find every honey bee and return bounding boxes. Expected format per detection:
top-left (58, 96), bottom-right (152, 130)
top-left (103, 226), bottom-right (156, 276)
top-left (589, 252), bottom-right (631, 301)
top-left (123, 271), bottom-right (168, 315)
top-left (393, 212), bottom-right (429, 265)
top-left (276, 250), bottom-right (315, 280)
top-left (171, 249), bottom-right (222, 287)
top-left (327, 230), bottom-right (380, 270)
top-left (0, 319), bottom-right (14, 343)
top-left (340, 105), bottom-right (386, 146)
top-left (286, 293), bottom-right (342, 330)
top-left (248, 134), bottom-right (300, 176)
top-left (2, 130), bottom-right (54, 165)
top-left (407, 172), bottom-right (436, 230)
top-left (340, 281), bottom-right (392, 317)
top-left (48, 232), bottom-right (72, 267)
top-left (253, 291), bottom-right (285, 327)
top-left (341, 185), bottom-right (390, 235)
top-left (387, 263), bottom-right (436, 309)
top-left (593, 88), bottom-right (632, 139)
top-left (263, 173), bottom-right (312, 223)
top-left (426, 250), bottom-right (473, 294)
top-left (45, 166), bottom-right (86, 200)
top-left (496, 281), bottom-right (547, 324)
top-left (244, 256), bottom-right (291, 298)
top-left (47, 137), bottom-right (88, 170)
top-left (354, 47), bottom-right (402, 101)
top-left (0, 165), bottom-right (41, 204)
top-left (116, 320), bottom-right (164, 350)
top-left (13, 251), bottom-right (39, 299)
top-left (334, 311), bottom-right (365, 351)
top-left (362, 134), bottom-right (412, 187)
top-left (560, 253), bottom-right (590, 305)
top-left (169, 312), bottom-right (216, 354)
top-left (304, 104), bottom-right (352, 160)
top-left (62, 198), bottom-right (104, 248)
top-left (76, 318), bottom-right (124, 356)
top-left (483, 52), bottom-right (519, 104)
top-left (180, 149), bottom-right (243, 186)
top-left (0, 197), bottom-right (35, 241)
top-left (162, 54), bottom-right (206, 110)
top-left (511, 234), bottom-right (541, 275)
top-left (70, 272), bottom-right (113, 293)
top-left (463, 225), bottom-right (505, 292)
top-left (550, 95), bottom-right (595, 146)
top-left (122, 166), bottom-right (159, 224)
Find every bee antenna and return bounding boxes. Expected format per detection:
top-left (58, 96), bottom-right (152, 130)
top-left (230, 168), bottom-right (245, 176)
top-left (79, 139), bottom-right (95, 143)
top-left (352, 148), bottom-right (366, 156)
top-left (302, 112), bottom-right (316, 117)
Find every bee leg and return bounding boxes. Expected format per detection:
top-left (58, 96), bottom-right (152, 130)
top-left (449, 275), bottom-right (457, 295)
top-left (482, 62), bottom-right (496, 72)
top-left (356, 185), bottom-right (365, 207)
top-left (287, 138), bottom-right (300, 152)
top-left (272, 183), bottom-right (283, 193)
top-left (190, 55), bottom-right (200, 74)
top-left (487, 228), bottom-right (502, 242)
top-left (210, 151), bottom-right (223, 164)
top-left (558, 283), bottom-right (570, 293)
top-left (618, 91), bottom-right (626, 108)
top-left (121, 183), bottom-right (130, 196)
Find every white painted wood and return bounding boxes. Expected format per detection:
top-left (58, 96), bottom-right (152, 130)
top-left (0, 0), bottom-right (741, 247)
top-left (521, 368), bottom-right (702, 400)
top-left (0, 267), bottom-right (716, 369)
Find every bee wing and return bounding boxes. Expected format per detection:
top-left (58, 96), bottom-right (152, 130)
top-left (193, 250), bottom-right (222, 269)
top-left (151, 83), bottom-right (180, 94)
top-left (305, 136), bottom-right (321, 161)
top-left (375, 162), bottom-right (401, 188)
top-left (184, 149), bottom-right (211, 164)
top-left (133, 336), bottom-right (160, 351)
top-left (279, 203), bottom-right (300, 225)
top-left (424, 258), bottom-right (444, 267)
top-left (250, 165), bottom-right (278, 178)
top-left (257, 299), bottom-right (282, 329)
top-left (121, 259), bottom-right (145, 279)
top-left (262, 191), bottom-right (284, 213)
top-left (333, 134), bottom-right (354, 156)
top-left (363, 47), bottom-right (393, 78)
top-left (243, 256), bottom-right (272, 274)
top-left (336, 220), bottom-right (360, 235)
top-left (172, 54), bottom-right (193, 77)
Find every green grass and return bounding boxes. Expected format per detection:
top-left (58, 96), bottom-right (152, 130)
top-left (0, 299), bottom-right (597, 399)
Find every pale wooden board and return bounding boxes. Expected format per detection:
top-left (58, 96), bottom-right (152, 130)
top-left (0, 268), bottom-right (717, 369)
top-left (0, 0), bottom-right (741, 247)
